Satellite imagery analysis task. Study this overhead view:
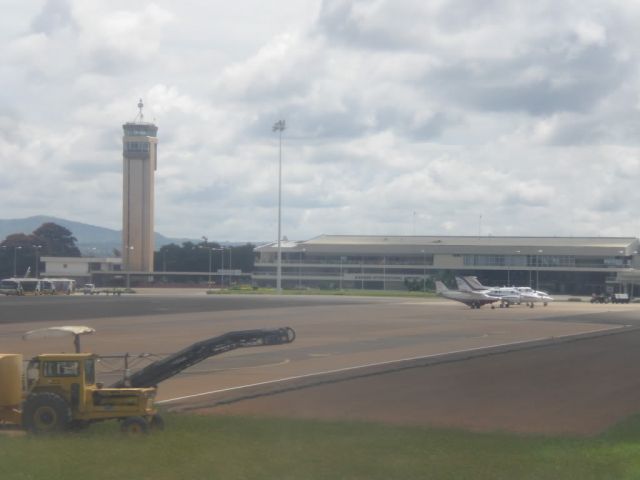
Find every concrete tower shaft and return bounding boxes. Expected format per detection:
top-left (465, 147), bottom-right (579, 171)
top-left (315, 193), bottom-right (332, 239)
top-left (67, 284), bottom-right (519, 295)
top-left (122, 101), bottom-right (158, 273)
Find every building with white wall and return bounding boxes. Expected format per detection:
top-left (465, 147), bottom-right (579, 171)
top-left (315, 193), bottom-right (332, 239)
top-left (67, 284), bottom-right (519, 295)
top-left (41, 256), bottom-right (122, 283)
top-left (254, 235), bottom-right (640, 295)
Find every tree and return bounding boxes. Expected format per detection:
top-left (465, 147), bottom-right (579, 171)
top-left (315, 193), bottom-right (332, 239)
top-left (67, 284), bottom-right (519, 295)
top-left (1, 223), bottom-right (81, 277)
top-left (0, 233), bottom-right (35, 278)
top-left (153, 241), bottom-right (256, 283)
top-left (32, 223), bottom-right (80, 257)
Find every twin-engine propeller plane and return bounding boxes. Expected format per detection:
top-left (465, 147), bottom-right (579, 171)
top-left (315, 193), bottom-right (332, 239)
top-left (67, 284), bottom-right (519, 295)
top-left (461, 276), bottom-right (554, 308)
top-left (435, 281), bottom-right (501, 309)
top-left (455, 277), bottom-right (521, 308)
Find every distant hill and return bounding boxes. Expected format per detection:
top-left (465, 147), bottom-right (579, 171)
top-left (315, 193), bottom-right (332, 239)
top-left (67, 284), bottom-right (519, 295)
top-left (0, 216), bottom-right (187, 256)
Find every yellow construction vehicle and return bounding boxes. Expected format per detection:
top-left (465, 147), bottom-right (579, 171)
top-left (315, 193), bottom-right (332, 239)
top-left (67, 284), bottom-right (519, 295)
top-left (0, 325), bottom-right (295, 434)
top-left (0, 352), bottom-right (158, 434)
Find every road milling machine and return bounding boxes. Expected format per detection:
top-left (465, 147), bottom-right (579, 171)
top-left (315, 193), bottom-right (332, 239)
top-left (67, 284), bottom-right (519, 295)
top-left (0, 326), bottom-right (295, 434)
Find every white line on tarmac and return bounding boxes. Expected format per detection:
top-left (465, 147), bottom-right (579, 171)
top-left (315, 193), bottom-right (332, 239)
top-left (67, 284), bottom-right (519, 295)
top-left (157, 324), bottom-right (625, 405)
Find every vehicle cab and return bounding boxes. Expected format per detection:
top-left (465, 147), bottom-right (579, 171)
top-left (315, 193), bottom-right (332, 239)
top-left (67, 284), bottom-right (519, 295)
top-left (27, 354), bottom-right (156, 421)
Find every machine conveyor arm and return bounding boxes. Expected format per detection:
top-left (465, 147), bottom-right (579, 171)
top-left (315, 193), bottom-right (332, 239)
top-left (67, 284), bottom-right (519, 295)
top-left (110, 327), bottom-right (296, 388)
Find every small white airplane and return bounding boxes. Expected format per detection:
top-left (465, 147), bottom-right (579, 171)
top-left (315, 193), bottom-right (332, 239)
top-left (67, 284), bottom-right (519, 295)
top-left (455, 277), bottom-right (520, 308)
top-left (514, 286), bottom-right (553, 307)
top-left (461, 276), bottom-right (553, 308)
top-left (435, 280), bottom-right (501, 309)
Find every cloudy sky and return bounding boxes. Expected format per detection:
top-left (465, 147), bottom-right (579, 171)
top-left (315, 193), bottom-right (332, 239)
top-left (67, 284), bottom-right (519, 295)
top-left (2, 0), bottom-right (640, 241)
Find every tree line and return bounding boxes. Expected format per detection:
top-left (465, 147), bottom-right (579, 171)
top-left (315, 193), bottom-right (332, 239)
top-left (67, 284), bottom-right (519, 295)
top-left (0, 222), bottom-right (255, 279)
top-left (0, 223), bottom-right (80, 278)
top-left (154, 241), bottom-right (255, 276)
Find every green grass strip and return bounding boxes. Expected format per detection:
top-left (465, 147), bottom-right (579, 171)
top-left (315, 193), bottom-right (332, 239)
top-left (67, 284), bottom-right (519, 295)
top-left (2, 414), bottom-right (640, 480)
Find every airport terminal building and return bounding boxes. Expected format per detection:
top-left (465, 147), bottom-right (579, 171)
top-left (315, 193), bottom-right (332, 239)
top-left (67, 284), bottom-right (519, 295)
top-left (253, 235), bottom-right (640, 295)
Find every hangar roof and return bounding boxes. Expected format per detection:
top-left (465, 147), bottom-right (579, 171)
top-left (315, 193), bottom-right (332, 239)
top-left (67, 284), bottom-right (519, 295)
top-left (255, 235), bottom-right (640, 256)
top-left (303, 235), bottom-right (638, 249)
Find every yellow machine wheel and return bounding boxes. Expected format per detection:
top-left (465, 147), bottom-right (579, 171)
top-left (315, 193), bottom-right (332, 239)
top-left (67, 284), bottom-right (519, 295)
top-left (120, 416), bottom-right (150, 435)
top-left (23, 392), bottom-right (72, 434)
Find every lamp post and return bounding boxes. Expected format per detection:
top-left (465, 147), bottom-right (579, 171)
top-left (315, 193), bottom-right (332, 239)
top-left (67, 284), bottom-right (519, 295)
top-left (204, 246), bottom-right (224, 288)
top-left (201, 237), bottom-right (213, 287)
top-left (0, 245), bottom-right (6, 276)
top-left (273, 119), bottom-right (286, 293)
top-left (161, 248), bottom-right (167, 283)
top-left (511, 250), bottom-right (520, 287)
top-left (383, 256), bottom-right (386, 291)
top-left (33, 245), bottom-right (42, 278)
top-left (537, 249), bottom-right (543, 290)
top-left (219, 247), bottom-right (225, 288)
top-left (125, 246), bottom-right (134, 289)
top-left (13, 246), bottom-right (22, 277)
top-left (421, 249), bottom-right (426, 294)
top-left (298, 248), bottom-right (305, 288)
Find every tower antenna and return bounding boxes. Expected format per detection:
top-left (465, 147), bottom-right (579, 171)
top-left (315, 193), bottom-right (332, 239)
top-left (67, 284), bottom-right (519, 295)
top-left (134, 98), bottom-right (144, 123)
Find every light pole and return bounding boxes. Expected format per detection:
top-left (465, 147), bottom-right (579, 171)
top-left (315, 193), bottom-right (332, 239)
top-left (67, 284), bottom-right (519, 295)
top-left (161, 248), bottom-right (167, 283)
top-left (383, 255), bottom-right (386, 291)
top-left (537, 249), bottom-right (543, 290)
top-left (201, 237), bottom-right (213, 287)
top-left (33, 245), bottom-right (42, 278)
top-left (273, 119), bottom-right (286, 293)
top-left (421, 249), bottom-right (426, 293)
top-left (204, 245), bottom-right (224, 288)
top-left (13, 246), bottom-right (22, 277)
top-left (0, 245), bottom-right (5, 275)
top-left (512, 250), bottom-right (520, 287)
top-left (219, 247), bottom-right (225, 288)
top-left (298, 248), bottom-right (305, 288)
top-left (126, 246), bottom-right (134, 289)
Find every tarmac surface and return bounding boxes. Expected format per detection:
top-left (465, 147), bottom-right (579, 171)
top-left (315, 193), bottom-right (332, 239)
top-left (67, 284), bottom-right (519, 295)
top-left (1, 291), bottom-right (639, 435)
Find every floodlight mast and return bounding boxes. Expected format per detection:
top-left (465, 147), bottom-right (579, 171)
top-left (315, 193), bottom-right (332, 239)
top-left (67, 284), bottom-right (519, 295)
top-left (272, 120), bottom-right (286, 293)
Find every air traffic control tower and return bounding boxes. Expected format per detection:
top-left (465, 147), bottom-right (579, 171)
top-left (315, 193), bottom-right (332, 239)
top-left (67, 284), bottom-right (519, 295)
top-left (122, 99), bottom-right (158, 272)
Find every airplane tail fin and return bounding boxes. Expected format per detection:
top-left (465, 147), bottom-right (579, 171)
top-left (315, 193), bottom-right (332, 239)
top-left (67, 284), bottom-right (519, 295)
top-left (455, 276), bottom-right (474, 292)
top-left (463, 276), bottom-right (486, 290)
top-left (435, 281), bottom-right (449, 294)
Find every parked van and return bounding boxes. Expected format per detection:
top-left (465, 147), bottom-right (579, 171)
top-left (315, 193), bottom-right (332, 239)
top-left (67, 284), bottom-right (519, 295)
top-left (0, 279), bottom-right (23, 296)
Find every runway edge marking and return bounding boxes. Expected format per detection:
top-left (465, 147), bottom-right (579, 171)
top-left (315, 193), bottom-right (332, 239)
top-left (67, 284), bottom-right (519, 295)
top-left (158, 324), bottom-right (629, 406)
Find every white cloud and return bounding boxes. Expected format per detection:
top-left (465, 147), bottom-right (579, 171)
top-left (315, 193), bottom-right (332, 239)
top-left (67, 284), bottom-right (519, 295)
top-left (2, 0), bottom-right (640, 242)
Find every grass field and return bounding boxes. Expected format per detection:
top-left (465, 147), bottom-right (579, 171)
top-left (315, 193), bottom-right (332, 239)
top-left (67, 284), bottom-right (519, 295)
top-left (2, 413), bottom-right (640, 480)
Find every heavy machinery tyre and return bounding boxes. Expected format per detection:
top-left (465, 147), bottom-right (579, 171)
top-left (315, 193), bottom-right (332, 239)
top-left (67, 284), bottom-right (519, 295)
top-left (120, 416), bottom-right (150, 435)
top-left (23, 392), bottom-right (72, 434)
top-left (149, 414), bottom-right (165, 432)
